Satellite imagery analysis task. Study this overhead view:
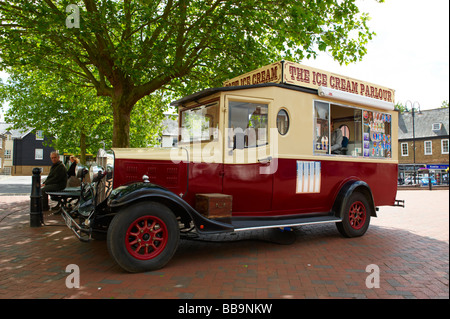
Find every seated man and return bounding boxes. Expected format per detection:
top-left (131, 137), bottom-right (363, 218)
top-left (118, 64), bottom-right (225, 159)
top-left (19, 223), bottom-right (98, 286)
top-left (330, 120), bottom-right (343, 154)
top-left (41, 151), bottom-right (68, 211)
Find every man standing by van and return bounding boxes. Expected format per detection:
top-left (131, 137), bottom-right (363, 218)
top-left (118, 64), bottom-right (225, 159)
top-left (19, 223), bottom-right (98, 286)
top-left (41, 151), bottom-right (67, 211)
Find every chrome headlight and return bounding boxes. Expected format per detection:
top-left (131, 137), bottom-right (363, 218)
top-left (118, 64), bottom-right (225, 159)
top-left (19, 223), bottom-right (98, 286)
top-left (89, 165), bottom-right (104, 183)
top-left (97, 149), bottom-right (114, 180)
top-left (76, 165), bottom-right (88, 179)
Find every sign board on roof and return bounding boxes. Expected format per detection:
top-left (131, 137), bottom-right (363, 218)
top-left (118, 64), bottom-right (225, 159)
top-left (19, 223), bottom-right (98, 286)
top-left (223, 60), bottom-right (395, 103)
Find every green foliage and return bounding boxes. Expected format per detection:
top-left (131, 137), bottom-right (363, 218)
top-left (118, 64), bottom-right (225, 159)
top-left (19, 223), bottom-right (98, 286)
top-left (0, 0), bottom-right (381, 147)
top-left (0, 68), bottom-right (168, 160)
top-left (0, 68), bottom-right (112, 161)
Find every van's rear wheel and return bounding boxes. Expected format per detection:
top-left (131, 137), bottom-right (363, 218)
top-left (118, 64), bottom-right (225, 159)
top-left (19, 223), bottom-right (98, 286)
top-left (107, 202), bottom-right (179, 272)
top-left (336, 192), bottom-right (371, 238)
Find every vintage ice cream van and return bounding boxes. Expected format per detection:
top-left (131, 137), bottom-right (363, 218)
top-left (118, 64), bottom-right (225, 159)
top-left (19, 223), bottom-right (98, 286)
top-left (62, 61), bottom-right (403, 272)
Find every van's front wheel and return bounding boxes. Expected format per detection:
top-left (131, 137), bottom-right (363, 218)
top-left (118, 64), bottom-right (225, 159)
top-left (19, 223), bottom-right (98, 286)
top-left (336, 192), bottom-right (371, 238)
top-left (107, 202), bottom-right (179, 272)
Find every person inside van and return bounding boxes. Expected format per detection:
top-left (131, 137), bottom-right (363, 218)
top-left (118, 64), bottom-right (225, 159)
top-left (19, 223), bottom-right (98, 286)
top-left (330, 120), bottom-right (343, 154)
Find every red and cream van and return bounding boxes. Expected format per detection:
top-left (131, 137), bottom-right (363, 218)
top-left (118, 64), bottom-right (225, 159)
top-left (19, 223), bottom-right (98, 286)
top-left (64, 61), bottom-right (404, 272)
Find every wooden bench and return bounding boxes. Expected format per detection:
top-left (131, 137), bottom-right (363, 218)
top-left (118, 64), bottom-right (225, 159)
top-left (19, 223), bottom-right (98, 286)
top-left (46, 187), bottom-right (81, 214)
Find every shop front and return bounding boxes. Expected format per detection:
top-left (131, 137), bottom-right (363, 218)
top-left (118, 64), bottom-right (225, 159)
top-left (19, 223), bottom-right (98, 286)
top-left (398, 164), bottom-right (449, 186)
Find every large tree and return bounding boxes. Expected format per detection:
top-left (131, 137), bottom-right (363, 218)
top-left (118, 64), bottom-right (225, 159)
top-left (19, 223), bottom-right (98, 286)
top-left (0, 0), bottom-right (380, 147)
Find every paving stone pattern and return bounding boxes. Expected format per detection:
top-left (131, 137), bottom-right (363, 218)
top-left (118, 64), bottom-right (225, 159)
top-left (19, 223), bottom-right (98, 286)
top-left (0, 190), bottom-right (448, 299)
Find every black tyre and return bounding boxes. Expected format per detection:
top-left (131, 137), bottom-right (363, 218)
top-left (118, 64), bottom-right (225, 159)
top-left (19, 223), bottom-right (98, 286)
top-left (107, 201), bottom-right (179, 272)
top-left (336, 192), bottom-right (371, 238)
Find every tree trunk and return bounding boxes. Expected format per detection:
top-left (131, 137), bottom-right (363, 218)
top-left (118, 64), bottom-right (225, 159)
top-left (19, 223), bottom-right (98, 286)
top-left (112, 98), bottom-right (133, 148)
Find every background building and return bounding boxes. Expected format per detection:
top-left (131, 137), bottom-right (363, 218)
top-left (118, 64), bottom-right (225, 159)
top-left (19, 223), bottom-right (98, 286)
top-left (397, 107), bottom-right (449, 185)
top-left (0, 123), bottom-right (56, 176)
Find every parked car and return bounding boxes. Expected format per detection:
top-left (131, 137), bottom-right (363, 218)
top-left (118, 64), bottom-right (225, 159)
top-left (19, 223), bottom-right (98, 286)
top-left (419, 177), bottom-right (437, 186)
top-left (404, 177), bottom-right (416, 185)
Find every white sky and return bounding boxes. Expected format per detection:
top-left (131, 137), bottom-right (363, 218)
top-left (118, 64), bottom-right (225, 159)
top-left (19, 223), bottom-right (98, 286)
top-left (305, 0), bottom-right (450, 110)
top-left (1, 0), bottom-right (449, 118)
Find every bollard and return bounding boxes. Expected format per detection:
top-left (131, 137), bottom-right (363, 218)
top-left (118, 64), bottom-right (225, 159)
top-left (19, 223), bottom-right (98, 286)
top-left (30, 167), bottom-right (43, 227)
top-left (428, 176), bottom-right (432, 191)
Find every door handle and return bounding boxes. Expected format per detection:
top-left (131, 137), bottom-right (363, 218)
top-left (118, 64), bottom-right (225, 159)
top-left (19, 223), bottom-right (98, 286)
top-left (258, 156), bottom-right (272, 164)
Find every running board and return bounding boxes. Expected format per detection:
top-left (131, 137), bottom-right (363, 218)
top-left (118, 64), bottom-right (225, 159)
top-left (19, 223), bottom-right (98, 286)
top-left (231, 215), bottom-right (342, 232)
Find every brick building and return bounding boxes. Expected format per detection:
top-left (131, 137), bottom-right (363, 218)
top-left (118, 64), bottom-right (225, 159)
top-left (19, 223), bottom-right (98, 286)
top-left (398, 107), bottom-right (449, 185)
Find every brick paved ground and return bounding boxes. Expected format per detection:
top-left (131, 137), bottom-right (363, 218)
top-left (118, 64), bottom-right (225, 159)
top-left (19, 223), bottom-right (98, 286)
top-left (0, 190), bottom-right (448, 299)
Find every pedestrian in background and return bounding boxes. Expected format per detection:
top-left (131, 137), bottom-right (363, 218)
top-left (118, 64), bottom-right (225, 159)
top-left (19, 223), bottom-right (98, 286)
top-left (67, 155), bottom-right (81, 187)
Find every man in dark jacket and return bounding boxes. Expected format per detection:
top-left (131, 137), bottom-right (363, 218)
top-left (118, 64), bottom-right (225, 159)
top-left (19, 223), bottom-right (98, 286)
top-left (41, 151), bottom-right (67, 211)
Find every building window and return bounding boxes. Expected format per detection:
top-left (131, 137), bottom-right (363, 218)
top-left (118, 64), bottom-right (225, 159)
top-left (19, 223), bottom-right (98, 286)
top-left (4, 149), bottom-right (11, 159)
top-left (432, 123), bottom-right (442, 131)
top-left (442, 139), bottom-right (449, 154)
top-left (401, 142), bottom-right (408, 156)
top-left (35, 148), bottom-right (43, 160)
top-left (36, 130), bottom-right (44, 140)
top-left (424, 141), bottom-right (432, 155)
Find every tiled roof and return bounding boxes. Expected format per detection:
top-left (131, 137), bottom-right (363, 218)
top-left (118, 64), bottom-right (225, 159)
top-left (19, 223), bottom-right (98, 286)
top-left (0, 122), bottom-right (33, 139)
top-left (398, 108), bottom-right (449, 140)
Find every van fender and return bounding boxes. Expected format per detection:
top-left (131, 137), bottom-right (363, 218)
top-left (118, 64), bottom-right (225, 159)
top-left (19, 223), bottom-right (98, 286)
top-left (332, 180), bottom-right (377, 218)
top-left (107, 182), bottom-right (233, 234)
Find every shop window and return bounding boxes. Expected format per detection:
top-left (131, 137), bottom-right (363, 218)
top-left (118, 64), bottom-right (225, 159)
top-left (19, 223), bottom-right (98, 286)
top-left (276, 109), bottom-right (289, 135)
top-left (313, 101), bottom-right (391, 158)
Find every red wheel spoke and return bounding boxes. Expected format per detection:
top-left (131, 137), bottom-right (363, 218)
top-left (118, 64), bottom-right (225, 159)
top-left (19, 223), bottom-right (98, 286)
top-left (129, 231), bottom-right (139, 237)
top-left (129, 238), bottom-right (139, 246)
top-left (348, 201), bottom-right (366, 230)
top-left (125, 215), bottom-right (169, 260)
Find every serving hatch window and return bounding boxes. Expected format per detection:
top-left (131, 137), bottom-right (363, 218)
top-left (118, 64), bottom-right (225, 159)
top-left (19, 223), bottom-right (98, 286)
top-left (180, 102), bottom-right (219, 143)
top-left (314, 101), bottom-right (392, 158)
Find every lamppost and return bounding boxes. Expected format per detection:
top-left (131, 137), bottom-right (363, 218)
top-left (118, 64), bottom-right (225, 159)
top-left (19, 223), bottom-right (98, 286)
top-left (405, 100), bottom-right (421, 184)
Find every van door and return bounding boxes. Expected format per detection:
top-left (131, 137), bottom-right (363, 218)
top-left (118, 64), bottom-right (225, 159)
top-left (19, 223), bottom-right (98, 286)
top-left (222, 96), bottom-right (274, 214)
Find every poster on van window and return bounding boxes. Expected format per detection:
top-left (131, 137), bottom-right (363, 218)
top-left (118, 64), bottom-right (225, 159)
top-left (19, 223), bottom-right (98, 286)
top-left (363, 110), bottom-right (392, 158)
